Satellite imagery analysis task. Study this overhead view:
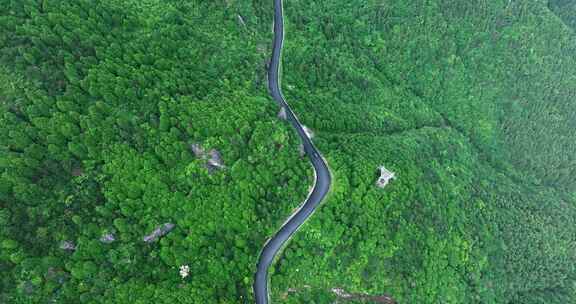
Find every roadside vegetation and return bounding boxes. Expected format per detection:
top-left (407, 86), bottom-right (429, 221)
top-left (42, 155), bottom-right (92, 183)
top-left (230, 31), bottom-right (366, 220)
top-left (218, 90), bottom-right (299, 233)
top-left (0, 0), bottom-right (575, 303)
top-left (270, 0), bottom-right (576, 303)
top-left (0, 0), bottom-right (312, 302)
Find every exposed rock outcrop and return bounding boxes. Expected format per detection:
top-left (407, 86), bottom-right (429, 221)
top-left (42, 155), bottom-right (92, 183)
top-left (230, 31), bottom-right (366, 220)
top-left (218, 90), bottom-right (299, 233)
top-left (298, 144), bottom-right (305, 157)
top-left (143, 223), bottom-right (175, 243)
top-left (332, 288), bottom-right (353, 299)
top-left (207, 149), bottom-right (224, 169)
top-left (237, 14), bottom-right (247, 28)
top-left (278, 107), bottom-right (287, 120)
top-left (46, 267), bottom-right (69, 285)
top-left (190, 143), bottom-right (205, 158)
top-left (331, 288), bottom-right (397, 304)
top-left (190, 143), bottom-right (225, 172)
top-left (100, 232), bottom-right (116, 244)
top-left (59, 241), bottom-right (76, 251)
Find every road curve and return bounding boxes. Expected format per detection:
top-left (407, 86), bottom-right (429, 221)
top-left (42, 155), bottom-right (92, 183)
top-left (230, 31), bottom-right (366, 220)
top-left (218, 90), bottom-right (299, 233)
top-left (253, 0), bottom-right (332, 303)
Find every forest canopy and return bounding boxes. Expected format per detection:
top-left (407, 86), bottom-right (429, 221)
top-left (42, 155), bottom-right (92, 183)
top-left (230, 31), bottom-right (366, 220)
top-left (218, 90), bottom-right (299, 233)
top-left (1, 0), bottom-right (575, 303)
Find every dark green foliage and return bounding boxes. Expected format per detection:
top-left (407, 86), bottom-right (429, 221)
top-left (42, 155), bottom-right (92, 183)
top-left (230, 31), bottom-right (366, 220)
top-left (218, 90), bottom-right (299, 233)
top-left (548, 0), bottom-right (576, 32)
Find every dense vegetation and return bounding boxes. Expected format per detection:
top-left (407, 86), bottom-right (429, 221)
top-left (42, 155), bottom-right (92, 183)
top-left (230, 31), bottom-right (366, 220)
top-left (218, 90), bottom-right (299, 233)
top-left (1, 0), bottom-right (575, 303)
top-left (0, 0), bottom-right (312, 302)
top-left (269, 0), bottom-right (576, 303)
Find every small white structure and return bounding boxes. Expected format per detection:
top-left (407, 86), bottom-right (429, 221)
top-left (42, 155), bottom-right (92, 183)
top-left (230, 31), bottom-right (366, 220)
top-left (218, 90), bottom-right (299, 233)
top-left (179, 265), bottom-right (190, 279)
top-left (376, 166), bottom-right (395, 188)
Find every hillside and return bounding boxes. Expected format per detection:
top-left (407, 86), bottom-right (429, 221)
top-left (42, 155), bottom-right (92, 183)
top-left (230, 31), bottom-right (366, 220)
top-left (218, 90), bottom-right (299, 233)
top-left (270, 0), bottom-right (576, 303)
top-left (0, 0), bottom-right (311, 302)
top-left (1, 0), bottom-right (575, 303)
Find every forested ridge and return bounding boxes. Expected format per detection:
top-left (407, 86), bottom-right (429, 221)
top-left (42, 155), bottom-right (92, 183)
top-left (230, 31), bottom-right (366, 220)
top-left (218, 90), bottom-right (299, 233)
top-left (269, 0), bottom-right (576, 303)
top-left (0, 0), bottom-right (313, 302)
top-left (1, 0), bottom-right (575, 303)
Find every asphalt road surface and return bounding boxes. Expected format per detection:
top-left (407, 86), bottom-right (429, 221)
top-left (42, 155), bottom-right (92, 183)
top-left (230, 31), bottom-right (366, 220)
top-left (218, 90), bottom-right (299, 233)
top-left (253, 0), bottom-right (332, 303)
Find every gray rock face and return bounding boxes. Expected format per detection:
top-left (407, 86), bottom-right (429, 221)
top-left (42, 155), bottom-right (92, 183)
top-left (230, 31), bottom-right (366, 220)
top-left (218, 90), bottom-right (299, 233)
top-left (278, 107), bottom-right (287, 120)
top-left (100, 233), bottom-right (116, 244)
top-left (21, 281), bottom-right (35, 295)
top-left (332, 288), bottom-right (353, 299)
top-left (190, 143), bottom-right (205, 158)
top-left (46, 267), bottom-right (68, 285)
top-left (190, 143), bottom-right (225, 172)
top-left (207, 149), bottom-right (224, 169)
top-left (59, 241), bottom-right (76, 251)
top-left (143, 223), bottom-right (175, 243)
top-left (298, 144), bottom-right (305, 157)
top-left (237, 14), bottom-right (247, 28)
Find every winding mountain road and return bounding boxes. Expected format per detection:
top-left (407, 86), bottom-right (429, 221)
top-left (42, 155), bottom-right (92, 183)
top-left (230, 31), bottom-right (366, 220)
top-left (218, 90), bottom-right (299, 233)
top-left (253, 0), bottom-right (332, 303)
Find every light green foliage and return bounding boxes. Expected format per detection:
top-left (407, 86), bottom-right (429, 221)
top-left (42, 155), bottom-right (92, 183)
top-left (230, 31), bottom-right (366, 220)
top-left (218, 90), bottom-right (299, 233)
top-left (1, 0), bottom-right (575, 303)
top-left (269, 0), bottom-right (576, 303)
top-left (0, 0), bottom-right (309, 303)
